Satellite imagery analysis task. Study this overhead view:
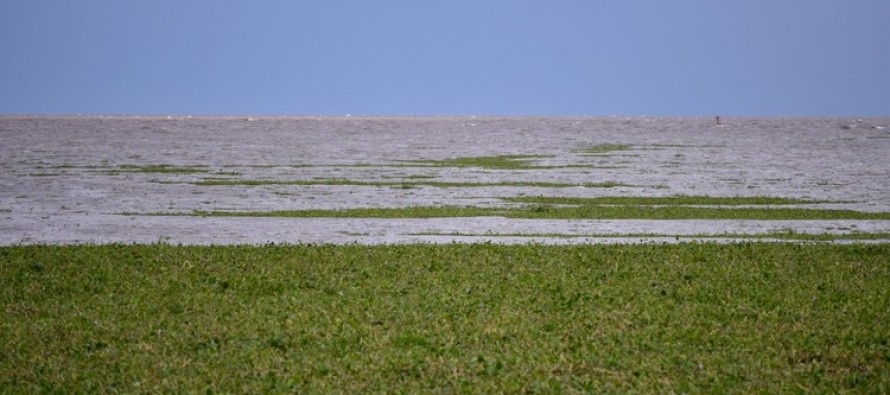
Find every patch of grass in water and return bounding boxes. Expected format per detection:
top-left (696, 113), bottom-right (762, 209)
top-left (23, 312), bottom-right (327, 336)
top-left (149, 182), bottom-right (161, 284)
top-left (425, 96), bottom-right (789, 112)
top-left (405, 174), bottom-right (436, 179)
top-left (170, 199), bottom-right (890, 220)
top-left (578, 144), bottom-right (632, 154)
top-left (194, 179), bottom-right (627, 189)
top-left (1, 243), bottom-right (888, 392)
top-left (648, 143), bottom-right (726, 148)
top-left (192, 206), bottom-right (500, 218)
top-left (159, 195), bottom-right (878, 220)
top-left (500, 195), bottom-right (883, 220)
top-left (504, 195), bottom-right (837, 206)
top-left (27, 173), bottom-right (63, 177)
top-left (116, 164), bottom-right (209, 174)
top-left (401, 154), bottom-right (555, 169)
top-left (509, 204), bottom-right (890, 220)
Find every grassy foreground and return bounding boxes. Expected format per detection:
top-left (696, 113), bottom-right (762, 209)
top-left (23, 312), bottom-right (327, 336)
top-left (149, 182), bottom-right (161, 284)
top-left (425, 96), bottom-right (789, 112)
top-left (2, 243), bottom-right (889, 393)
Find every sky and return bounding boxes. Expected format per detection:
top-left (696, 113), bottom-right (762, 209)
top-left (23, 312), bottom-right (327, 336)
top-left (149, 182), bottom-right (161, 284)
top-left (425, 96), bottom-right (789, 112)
top-left (1, 1), bottom-right (888, 116)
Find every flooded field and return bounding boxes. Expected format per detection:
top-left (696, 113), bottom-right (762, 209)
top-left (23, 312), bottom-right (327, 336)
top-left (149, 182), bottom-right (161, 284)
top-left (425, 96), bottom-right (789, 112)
top-left (2, 115), bottom-right (889, 244)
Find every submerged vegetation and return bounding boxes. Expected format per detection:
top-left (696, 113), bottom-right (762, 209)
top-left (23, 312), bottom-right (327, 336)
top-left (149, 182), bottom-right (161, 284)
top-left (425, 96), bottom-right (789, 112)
top-left (2, 243), bottom-right (888, 392)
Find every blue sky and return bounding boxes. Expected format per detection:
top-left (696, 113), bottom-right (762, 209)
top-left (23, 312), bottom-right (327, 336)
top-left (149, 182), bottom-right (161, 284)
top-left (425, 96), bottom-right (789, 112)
top-left (1, 1), bottom-right (888, 116)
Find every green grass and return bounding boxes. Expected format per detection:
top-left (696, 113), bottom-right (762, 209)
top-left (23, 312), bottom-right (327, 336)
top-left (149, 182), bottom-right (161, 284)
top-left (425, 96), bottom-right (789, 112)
top-left (178, 196), bottom-right (890, 220)
top-left (405, 174), bottom-right (436, 179)
top-left (400, 154), bottom-right (555, 170)
top-left (504, 195), bottom-right (836, 206)
top-left (116, 164), bottom-right (209, 174)
top-left (499, 196), bottom-right (888, 220)
top-left (579, 144), bottom-right (632, 154)
top-left (409, 230), bottom-right (890, 242)
top-left (26, 173), bottom-right (63, 177)
top-left (514, 206), bottom-right (890, 220)
top-left (194, 179), bottom-right (627, 189)
top-left (192, 206), bottom-right (500, 218)
top-left (757, 230), bottom-right (890, 241)
top-left (2, 243), bottom-right (888, 393)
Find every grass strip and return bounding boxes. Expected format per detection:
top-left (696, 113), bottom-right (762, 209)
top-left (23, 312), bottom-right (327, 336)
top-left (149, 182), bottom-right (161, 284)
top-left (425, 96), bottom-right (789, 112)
top-left (2, 243), bottom-right (888, 392)
top-left (116, 164), bottom-right (210, 174)
top-left (578, 144), bottom-right (632, 154)
top-left (193, 206), bottom-right (499, 218)
top-left (184, 205), bottom-right (890, 220)
top-left (194, 179), bottom-right (627, 188)
top-left (399, 154), bottom-right (555, 170)
top-left (504, 195), bottom-right (836, 206)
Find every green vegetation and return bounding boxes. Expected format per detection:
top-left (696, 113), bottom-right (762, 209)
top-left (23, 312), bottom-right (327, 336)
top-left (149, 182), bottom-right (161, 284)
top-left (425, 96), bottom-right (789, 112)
top-left (177, 194), bottom-right (890, 220)
top-left (648, 144), bottom-right (725, 148)
top-left (182, 206), bottom-right (890, 220)
top-left (27, 173), bottom-right (63, 177)
top-left (116, 164), bottom-right (209, 174)
top-left (192, 206), bottom-right (499, 218)
top-left (505, 195), bottom-right (834, 206)
top-left (2, 243), bottom-right (888, 392)
top-left (499, 195), bottom-right (887, 220)
top-left (578, 144), bottom-right (632, 154)
top-left (409, 230), bottom-right (890, 242)
top-left (389, 154), bottom-right (615, 170)
top-left (405, 174), bottom-right (436, 179)
top-left (194, 179), bottom-right (626, 189)
top-left (401, 154), bottom-right (554, 169)
top-left (757, 230), bottom-right (890, 241)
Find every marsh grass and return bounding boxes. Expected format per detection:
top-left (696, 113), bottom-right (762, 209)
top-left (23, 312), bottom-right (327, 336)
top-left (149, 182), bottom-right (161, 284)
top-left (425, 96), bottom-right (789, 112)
top-left (578, 144), bottom-right (633, 154)
top-left (512, 205), bottom-right (890, 220)
top-left (26, 173), bottom-right (63, 177)
top-left (405, 174), bottom-right (436, 179)
top-left (2, 243), bottom-right (888, 393)
top-left (499, 196), bottom-right (888, 220)
top-left (182, 207), bottom-right (890, 220)
top-left (180, 194), bottom-right (890, 220)
top-left (115, 165), bottom-right (210, 174)
top-left (760, 230), bottom-right (890, 241)
top-left (504, 196), bottom-right (837, 206)
top-left (194, 179), bottom-right (627, 189)
top-left (400, 154), bottom-right (555, 170)
top-left (191, 206), bottom-right (502, 218)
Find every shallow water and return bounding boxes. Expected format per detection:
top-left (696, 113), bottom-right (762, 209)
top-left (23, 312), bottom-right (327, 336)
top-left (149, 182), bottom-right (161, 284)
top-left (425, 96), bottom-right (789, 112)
top-left (2, 115), bottom-right (889, 244)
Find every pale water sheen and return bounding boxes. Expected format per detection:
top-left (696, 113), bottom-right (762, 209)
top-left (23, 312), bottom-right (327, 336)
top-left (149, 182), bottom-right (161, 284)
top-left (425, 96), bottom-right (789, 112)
top-left (2, 116), bottom-right (889, 244)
